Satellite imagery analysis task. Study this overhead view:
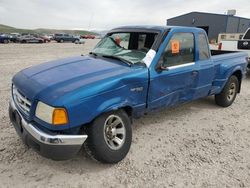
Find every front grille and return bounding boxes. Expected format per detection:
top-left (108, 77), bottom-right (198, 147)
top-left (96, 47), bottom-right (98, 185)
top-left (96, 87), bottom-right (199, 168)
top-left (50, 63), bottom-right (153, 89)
top-left (12, 85), bottom-right (31, 115)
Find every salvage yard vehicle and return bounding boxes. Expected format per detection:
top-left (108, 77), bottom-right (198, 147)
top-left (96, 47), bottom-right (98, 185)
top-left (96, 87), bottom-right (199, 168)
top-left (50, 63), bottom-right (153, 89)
top-left (81, 34), bottom-right (95, 39)
top-left (0, 34), bottom-right (10, 43)
top-left (218, 27), bottom-right (250, 67)
top-left (19, 35), bottom-right (44, 43)
top-left (39, 35), bottom-right (51, 43)
top-left (54, 33), bottom-right (80, 43)
top-left (9, 26), bottom-right (248, 164)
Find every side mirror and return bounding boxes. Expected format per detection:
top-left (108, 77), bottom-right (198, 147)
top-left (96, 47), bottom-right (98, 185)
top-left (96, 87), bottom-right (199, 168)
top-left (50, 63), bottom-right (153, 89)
top-left (156, 57), bottom-right (169, 72)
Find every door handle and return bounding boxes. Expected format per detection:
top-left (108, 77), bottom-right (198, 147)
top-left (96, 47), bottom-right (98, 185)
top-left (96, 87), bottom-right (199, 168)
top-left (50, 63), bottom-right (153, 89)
top-left (192, 70), bottom-right (198, 77)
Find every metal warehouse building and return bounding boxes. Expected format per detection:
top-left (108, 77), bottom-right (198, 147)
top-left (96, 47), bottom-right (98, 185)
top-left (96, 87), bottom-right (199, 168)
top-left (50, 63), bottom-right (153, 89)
top-left (167, 11), bottom-right (250, 41)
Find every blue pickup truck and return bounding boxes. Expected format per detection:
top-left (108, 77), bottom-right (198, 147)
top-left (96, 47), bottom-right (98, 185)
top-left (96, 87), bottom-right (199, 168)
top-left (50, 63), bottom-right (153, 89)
top-left (9, 26), bottom-right (248, 163)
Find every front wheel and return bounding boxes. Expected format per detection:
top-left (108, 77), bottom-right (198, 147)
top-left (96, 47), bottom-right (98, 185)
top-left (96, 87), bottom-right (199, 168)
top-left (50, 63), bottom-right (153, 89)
top-left (84, 110), bottom-right (132, 164)
top-left (215, 75), bottom-right (239, 107)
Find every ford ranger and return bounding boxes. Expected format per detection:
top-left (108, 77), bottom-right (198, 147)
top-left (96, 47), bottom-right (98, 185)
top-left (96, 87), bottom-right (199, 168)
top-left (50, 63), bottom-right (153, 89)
top-left (9, 26), bottom-right (248, 163)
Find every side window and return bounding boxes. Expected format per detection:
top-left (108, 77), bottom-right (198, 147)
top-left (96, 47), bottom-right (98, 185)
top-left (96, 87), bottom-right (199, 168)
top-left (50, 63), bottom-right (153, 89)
top-left (198, 33), bottom-right (210, 60)
top-left (162, 33), bottom-right (194, 68)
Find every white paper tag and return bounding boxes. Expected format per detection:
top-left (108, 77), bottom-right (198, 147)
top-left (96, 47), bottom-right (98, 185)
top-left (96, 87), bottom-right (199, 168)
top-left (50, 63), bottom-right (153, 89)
top-left (142, 49), bottom-right (156, 68)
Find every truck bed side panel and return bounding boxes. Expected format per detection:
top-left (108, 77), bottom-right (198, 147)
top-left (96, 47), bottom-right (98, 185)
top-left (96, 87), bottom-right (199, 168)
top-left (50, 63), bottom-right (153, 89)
top-left (210, 52), bottom-right (248, 95)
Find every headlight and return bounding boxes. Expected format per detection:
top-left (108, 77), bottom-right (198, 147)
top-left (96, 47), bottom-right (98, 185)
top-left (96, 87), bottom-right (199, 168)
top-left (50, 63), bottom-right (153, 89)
top-left (35, 101), bottom-right (68, 125)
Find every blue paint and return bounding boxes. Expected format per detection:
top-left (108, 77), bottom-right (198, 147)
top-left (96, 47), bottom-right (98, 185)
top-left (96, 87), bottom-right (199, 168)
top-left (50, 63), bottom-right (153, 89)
top-left (12, 26), bottom-right (248, 132)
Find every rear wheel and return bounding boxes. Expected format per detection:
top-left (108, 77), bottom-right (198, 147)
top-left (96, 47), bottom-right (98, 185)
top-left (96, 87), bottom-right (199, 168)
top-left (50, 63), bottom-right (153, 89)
top-left (84, 110), bottom-right (132, 163)
top-left (215, 75), bottom-right (239, 107)
top-left (60, 39), bottom-right (64, 43)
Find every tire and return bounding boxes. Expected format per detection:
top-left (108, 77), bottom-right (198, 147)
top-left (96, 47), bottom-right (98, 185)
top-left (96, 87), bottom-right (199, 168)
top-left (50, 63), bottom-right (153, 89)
top-left (215, 75), bottom-right (239, 107)
top-left (60, 39), bottom-right (64, 43)
top-left (21, 40), bottom-right (27, 43)
top-left (3, 39), bottom-right (9, 44)
top-left (84, 110), bottom-right (132, 164)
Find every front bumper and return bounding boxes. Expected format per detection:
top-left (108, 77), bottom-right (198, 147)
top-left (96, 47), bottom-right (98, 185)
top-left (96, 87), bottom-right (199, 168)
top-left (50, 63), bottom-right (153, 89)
top-left (9, 98), bottom-right (88, 160)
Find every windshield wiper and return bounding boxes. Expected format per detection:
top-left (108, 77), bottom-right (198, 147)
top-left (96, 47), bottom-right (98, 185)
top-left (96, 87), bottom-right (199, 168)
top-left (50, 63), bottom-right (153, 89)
top-left (89, 52), bottom-right (98, 56)
top-left (102, 55), bottom-right (132, 67)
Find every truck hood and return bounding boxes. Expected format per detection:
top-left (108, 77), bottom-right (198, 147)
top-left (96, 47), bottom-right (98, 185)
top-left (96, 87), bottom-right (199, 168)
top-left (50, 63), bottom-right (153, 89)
top-left (13, 56), bottom-right (144, 105)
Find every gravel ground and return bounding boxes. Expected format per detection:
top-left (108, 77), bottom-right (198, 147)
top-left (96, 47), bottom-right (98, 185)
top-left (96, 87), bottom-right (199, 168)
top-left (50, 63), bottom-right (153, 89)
top-left (0, 41), bottom-right (250, 188)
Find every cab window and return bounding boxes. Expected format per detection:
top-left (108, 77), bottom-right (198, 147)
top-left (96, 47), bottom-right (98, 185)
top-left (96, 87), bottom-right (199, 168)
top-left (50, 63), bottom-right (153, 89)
top-left (161, 33), bottom-right (194, 68)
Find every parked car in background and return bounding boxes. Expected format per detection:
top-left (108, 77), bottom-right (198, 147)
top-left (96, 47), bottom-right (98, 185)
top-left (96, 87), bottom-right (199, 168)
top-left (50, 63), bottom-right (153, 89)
top-left (0, 34), bottom-right (10, 43)
top-left (218, 33), bottom-right (244, 44)
top-left (81, 34), bottom-right (95, 39)
top-left (8, 34), bottom-right (19, 43)
top-left (39, 35), bottom-right (51, 43)
top-left (75, 38), bottom-right (85, 44)
top-left (9, 26), bottom-right (248, 163)
top-left (54, 34), bottom-right (79, 43)
top-left (47, 34), bottom-right (54, 40)
top-left (19, 35), bottom-right (44, 43)
top-left (218, 28), bottom-right (250, 67)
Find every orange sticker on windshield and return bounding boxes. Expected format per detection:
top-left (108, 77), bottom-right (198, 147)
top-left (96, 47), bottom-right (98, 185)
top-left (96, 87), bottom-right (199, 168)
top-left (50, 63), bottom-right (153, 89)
top-left (171, 40), bottom-right (180, 54)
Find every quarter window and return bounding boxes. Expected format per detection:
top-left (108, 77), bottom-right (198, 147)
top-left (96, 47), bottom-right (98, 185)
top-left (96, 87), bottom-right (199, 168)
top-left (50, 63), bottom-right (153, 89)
top-left (198, 33), bottom-right (210, 60)
top-left (162, 33), bottom-right (194, 68)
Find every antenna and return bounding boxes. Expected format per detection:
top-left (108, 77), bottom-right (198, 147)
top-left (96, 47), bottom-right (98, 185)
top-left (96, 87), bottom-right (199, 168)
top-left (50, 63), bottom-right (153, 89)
top-left (88, 13), bottom-right (94, 31)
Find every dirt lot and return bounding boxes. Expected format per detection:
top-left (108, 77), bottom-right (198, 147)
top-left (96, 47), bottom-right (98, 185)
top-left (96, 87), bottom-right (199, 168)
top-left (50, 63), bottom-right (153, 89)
top-left (0, 41), bottom-right (250, 188)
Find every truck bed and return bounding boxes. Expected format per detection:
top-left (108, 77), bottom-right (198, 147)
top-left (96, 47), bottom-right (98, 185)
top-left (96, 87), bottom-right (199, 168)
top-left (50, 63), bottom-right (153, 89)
top-left (211, 50), bottom-right (249, 68)
top-left (209, 50), bottom-right (248, 95)
top-left (211, 50), bottom-right (247, 70)
top-left (211, 50), bottom-right (238, 56)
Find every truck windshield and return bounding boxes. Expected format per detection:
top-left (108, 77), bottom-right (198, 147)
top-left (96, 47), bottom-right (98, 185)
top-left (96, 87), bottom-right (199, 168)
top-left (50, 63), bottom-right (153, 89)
top-left (91, 32), bottom-right (158, 64)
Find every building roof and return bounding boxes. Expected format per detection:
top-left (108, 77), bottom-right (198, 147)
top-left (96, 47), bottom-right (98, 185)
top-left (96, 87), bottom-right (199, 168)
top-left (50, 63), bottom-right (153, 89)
top-left (168, 11), bottom-right (250, 21)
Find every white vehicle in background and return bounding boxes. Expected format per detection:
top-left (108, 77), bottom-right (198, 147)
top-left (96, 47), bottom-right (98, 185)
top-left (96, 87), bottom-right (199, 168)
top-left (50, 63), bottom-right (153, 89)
top-left (218, 28), bottom-right (250, 67)
top-left (218, 33), bottom-right (244, 44)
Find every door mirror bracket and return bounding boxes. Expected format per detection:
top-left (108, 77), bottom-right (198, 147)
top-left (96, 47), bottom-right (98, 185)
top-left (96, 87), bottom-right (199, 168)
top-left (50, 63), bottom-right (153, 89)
top-left (156, 62), bottom-right (169, 72)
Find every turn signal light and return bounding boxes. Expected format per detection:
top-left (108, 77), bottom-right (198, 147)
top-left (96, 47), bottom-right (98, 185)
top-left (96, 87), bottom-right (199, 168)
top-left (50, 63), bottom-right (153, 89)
top-left (52, 108), bottom-right (69, 125)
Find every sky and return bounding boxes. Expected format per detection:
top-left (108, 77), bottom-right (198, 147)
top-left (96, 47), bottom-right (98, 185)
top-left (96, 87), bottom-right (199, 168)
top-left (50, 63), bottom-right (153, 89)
top-left (0, 0), bottom-right (249, 31)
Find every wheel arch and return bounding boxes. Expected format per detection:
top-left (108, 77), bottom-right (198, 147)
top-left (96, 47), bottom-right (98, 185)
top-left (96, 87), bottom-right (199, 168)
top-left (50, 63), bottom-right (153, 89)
top-left (102, 104), bottom-right (134, 122)
top-left (80, 104), bottom-right (134, 134)
top-left (231, 70), bottom-right (242, 93)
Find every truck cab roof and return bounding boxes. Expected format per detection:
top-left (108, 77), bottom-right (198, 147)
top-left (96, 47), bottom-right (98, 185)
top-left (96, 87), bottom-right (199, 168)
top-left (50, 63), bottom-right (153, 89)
top-left (110, 25), bottom-right (205, 33)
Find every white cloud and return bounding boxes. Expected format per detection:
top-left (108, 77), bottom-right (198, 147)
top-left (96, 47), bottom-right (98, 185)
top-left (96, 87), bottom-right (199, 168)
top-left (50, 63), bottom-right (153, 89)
top-left (0, 0), bottom-right (249, 30)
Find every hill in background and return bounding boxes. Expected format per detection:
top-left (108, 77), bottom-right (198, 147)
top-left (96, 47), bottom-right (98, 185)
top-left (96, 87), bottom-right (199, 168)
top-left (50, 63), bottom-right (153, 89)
top-left (0, 24), bottom-right (97, 35)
